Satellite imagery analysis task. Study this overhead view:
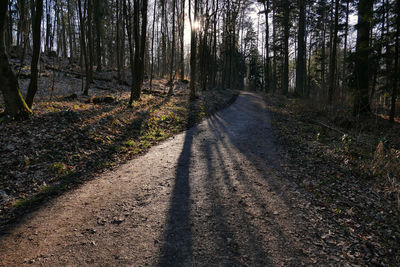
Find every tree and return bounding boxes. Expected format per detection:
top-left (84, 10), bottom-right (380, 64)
top-left (116, 0), bottom-right (122, 82)
top-left (128, 0), bottom-right (148, 104)
top-left (94, 0), bottom-right (104, 71)
top-left (247, 28), bottom-right (263, 90)
top-left (78, 0), bottom-right (90, 96)
top-left (179, 0), bottom-right (185, 81)
top-left (168, 0), bottom-right (176, 95)
top-left (189, 0), bottom-right (198, 101)
top-left (342, 0), bottom-right (350, 89)
top-left (389, 0), bottom-right (400, 122)
top-left (282, 0), bottom-right (290, 95)
top-left (327, 0), bottom-right (339, 104)
top-left (87, 0), bottom-right (94, 80)
top-left (262, 0), bottom-right (270, 93)
top-left (295, 0), bottom-right (306, 96)
top-left (353, 0), bottom-right (374, 115)
top-left (25, 0), bottom-right (44, 108)
top-left (0, 0), bottom-right (31, 119)
top-left (149, 0), bottom-right (157, 90)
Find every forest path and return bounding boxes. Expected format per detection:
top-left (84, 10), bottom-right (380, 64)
top-left (0, 92), bottom-right (336, 266)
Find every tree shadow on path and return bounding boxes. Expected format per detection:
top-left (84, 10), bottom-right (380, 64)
top-left (158, 92), bottom-right (312, 266)
top-left (158, 104), bottom-right (195, 266)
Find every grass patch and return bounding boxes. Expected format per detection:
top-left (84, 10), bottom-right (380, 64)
top-left (123, 140), bottom-right (136, 147)
top-left (49, 162), bottom-right (67, 174)
top-left (13, 196), bottom-right (41, 208)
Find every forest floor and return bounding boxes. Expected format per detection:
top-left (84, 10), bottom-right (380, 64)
top-left (0, 91), bottom-right (399, 266)
top-left (0, 66), bottom-right (238, 229)
top-left (264, 95), bottom-right (400, 266)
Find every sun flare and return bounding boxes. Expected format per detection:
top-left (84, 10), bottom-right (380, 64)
top-left (191, 20), bottom-right (200, 31)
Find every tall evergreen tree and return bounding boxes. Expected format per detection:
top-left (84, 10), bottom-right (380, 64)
top-left (353, 0), bottom-right (374, 115)
top-left (295, 0), bottom-right (306, 96)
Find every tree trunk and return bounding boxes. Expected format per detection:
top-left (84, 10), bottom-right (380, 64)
top-left (342, 0), bottom-right (350, 88)
top-left (295, 0), bottom-right (306, 97)
top-left (272, 5), bottom-right (276, 93)
top-left (116, 0), bottom-right (121, 82)
top-left (180, 0), bottom-right (185, 81)
top-left (129, 0), bottom-right (148, 104)
top-left (282, 0), bottom-right (290, 95)
top-left (263, 0), bottom-right (270, 93)
top-left (328, 0), bottom-right (339, 104)
top-left (168, 0), bottom-right (176, 95)
top-left (67, 0), bottom-right (74, 60)
top-left (353, 0), bottom-right (373, 115)
top-left (389, 0), bottom-right (400, 122)
top-left (321, 7), bottom-right (326, 90)
top-left (94, 0), bottom-right (103, 71)
top-left (124, 0), bottom-right (134, 92)
top-left (78, 0), bottom-right (90, 95)
top-left (46, 0), bottom-right (51, 52)
top-left (25, 0), bottom-right (43, 108)
top-left (61, 3), bottom-right (67, 58)
top-left (87, 0), bottom-right (94, 80)
top-left (0, 1), bottom-right (31, 119)
top-left (160, 0), bottom-right (167, 77)
top-left (149, 0), bottom-right (157, 90)
top-left (189, 0), bottom-right (198, 100)
top-left (211, 0), bottom-right (218, 88)
top-left (6, 0), bottom-right (12, 50)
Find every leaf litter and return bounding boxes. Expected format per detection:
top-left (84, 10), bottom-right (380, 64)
top-left (0, 76), bottom-right (237, 230)
top-left (264, 94), bottom-right (400, 266)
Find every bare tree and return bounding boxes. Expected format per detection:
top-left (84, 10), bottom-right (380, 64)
top-left (0, 1), bottom-right (31, 118)
top-left (129, 0), bottom-right (148, 104)
top-left (25, 0), bottom-right (44, 108)
top-left (189, 0), bottom-right (198, 100)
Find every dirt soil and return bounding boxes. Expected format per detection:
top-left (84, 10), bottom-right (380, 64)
top-left (0, 92), bottom-right (381, 266)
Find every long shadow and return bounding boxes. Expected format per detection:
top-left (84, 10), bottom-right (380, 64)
top-left (158, 94), bottom-right (294, 265)
top-left (157, 95), bottom-right (239, 265)
top-left (0, 93), bottom-right (173, 235)
top-left (208, 115), bottom-right (297, 232)
top-left (159, 103), bottom-right (195, 266)
top-left (201, 94), bottom-right (345, 264)
top-left (208, 104), bottom-right (299, 211)
top-left (194, 94), bottom-right (308, 264)
top-left (200, 123), bottom-right (274, 265)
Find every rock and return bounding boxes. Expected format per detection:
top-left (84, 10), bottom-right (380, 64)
top-left (111, 217), bottom-right (125, 224)
top-left (86, 228), bottom-right (96, 234)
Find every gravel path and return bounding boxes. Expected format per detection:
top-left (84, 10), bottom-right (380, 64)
top-left (0, 92), bottom-right (340, 266)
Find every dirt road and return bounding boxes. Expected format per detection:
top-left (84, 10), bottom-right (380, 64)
top-left (0, 92), bottom-right (340, 266)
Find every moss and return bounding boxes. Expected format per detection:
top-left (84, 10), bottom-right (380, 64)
top-left (50, 162), bottom-right (67, 174)
top-left (123, 140), bottom-right (136, 147)
top-left (13, 196), bottom-right (40, 208)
